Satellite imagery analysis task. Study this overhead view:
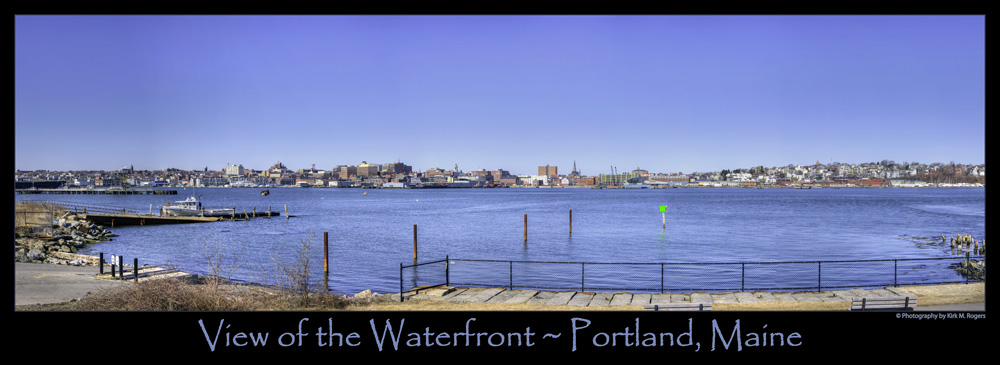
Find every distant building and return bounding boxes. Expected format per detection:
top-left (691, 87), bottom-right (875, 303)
top-left (358, 161), bottom-right (380, 177)
top-left (269, 161), bottom-right (289, 173)
top-left (337, 165), bottom-right (357, 180)
top-left (381, 162), bottom-right (412, 175)
top-left (539, 165), bottom-right (558, 178)
top-left (225, 164), bottom-right (245, 176)
top-left (493, 169), bottom-right (512, 179)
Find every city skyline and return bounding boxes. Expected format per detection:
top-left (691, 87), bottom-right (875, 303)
top-left (15, 15), bottom-right (985, 175)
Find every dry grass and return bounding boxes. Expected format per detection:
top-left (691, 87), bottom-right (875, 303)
top-left (68, 278), bottom-right (353, 311)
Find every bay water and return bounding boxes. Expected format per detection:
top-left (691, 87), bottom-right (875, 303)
top-left (15, 187), bottom-right (986, 295)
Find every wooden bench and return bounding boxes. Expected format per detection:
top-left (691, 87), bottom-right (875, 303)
top-left (850, 296), bottom-right (917, 311)
top-left (644, 303), bottom-right (712, 311)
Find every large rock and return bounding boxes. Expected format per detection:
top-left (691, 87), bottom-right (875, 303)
top-left (26, 248), bottom-right (46, 261)
top-left (958, 260), bottom-right (985, 279)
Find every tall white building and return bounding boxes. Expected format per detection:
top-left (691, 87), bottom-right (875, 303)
top-left (225, 164), bottom-right (245, 176)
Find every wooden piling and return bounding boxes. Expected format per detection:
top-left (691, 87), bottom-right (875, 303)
top-left (524, 214), bottom-right (527, 242)
top-left (324, 232), bottom-right (329, 274)
top-left (569, 210), bottom-right (572, 235)
top-left (413, 224), bottom-right (418, 260)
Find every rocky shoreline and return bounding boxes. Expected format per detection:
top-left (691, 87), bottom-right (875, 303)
top-left (14, 212), bottom-right (113, 266)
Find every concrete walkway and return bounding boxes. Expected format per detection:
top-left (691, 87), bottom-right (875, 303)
top-left (15, 262), bottom-right (198, 306)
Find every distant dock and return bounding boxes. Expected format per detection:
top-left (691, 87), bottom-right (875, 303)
top-left (15, 188), bottom-right (177, 195)
top-left (83, 210), bottom-right (281, 226)
top-left (84, 213), bottom-right (222, 226)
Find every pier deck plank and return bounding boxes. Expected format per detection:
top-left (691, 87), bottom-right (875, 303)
top-left (610, 293), bottom-right (633, 306)
top-left (546, 292), bottom-right (576, 306)
top-left (866, 288), bottom-right (899, 297)
top-left (829, 290), bottom-right (857, 299)
top-left (526, 291), bottom-right (557, 305)
top-left (649, 293), bottom-right (671, 305)
top-left (711, 292), bottom-right (739, 303)
top-left (630, 293), bottom-right (652, 306)
top-left (567, 292), bottom-right (594, 306)
top-left (465, 288), bottom-right (504, 303)
top-left (772, 292), bottom-right (797, 302)
top-left (690, 293), bottom-right (712, 304)
top-left (670, 293), bottom-right (690, 303)
top-left (588, 293), bottom-right (614, 307)
top-left (447, 288), bottom-right (487, 303)
top-left (789, 292), bottom-right (824, 302)
top-left (503, 290), bottom-right (539, 304)
top-left (485, 289), bottom-right (519, 303)
top-left (441, 288), bottom-right (469, 301)
top-left (734, 292), bottom-right (760, 303)
top-left (753, 291), bottom-right (780, 302)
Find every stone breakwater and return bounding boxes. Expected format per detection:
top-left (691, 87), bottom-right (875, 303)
top-left (14, 213), bottom-right (114, 266)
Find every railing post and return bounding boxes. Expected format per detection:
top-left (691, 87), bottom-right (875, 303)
top-left (581, 263), bottom-right (585, 291)
top-left (134, 258), bottom-right (138, 282)
top-left (817, 261), bottom-right (822, 292)
top-left (966, 251), bottom-right (970, 284)
top-left (399, 262), bottom-right (404, 303)
top-left (741, 263), bottom-right (745, 292)
top-left (99, 252), bottom-right (104, 275)
top-left (445, 255), bottom-right (450, 287)
top-left (509, 261), bottom-right (513, 290)
top-left (893, 259), bottom-right (898, 287)
top-left (660, 263), bottom-right (664, 293)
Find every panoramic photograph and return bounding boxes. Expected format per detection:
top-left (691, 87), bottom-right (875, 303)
top-left (15, 15), bottom-right (985, 355)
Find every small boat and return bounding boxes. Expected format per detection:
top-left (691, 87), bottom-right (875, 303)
top-left (162, 196), bottom-right (235, 217)
top-left (261, 189), bottom-right (270, 196)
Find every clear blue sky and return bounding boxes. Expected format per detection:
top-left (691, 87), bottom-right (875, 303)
top-left (15, 15), bottom-right (985, 175)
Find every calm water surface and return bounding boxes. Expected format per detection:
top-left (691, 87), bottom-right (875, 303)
top-left (16, 187), bottom-right (986, 294)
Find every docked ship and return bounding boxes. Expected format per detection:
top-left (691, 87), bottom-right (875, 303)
top-left (161, 196), bottom-right (235, 217)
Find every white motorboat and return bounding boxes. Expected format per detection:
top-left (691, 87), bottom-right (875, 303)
top-left (162, 196), bottom-right (235, 217)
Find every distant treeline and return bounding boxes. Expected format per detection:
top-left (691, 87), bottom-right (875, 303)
top-left (910, 171), bottom-right (985, 185)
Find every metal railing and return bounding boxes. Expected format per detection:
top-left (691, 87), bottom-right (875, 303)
top-left (400, 255), bottom-right (984, 300)
top-left (16, 200), bottom-right (145, 215)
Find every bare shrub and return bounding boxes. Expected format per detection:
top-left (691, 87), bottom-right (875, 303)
top-left (201, 233), bottom-right (247, 286)
top-left (271, 230), bottom-right (320, 306)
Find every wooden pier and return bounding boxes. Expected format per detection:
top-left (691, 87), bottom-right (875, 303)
top-left (82, 210), bottom-right (281, 226)
top-left (83, 213), bottom-right (222, 226)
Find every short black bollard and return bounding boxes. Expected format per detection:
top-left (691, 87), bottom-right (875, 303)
top-left (99, 252), bottom-right (105, 275)
top-left (134, 258), bottom-right (139, 282)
